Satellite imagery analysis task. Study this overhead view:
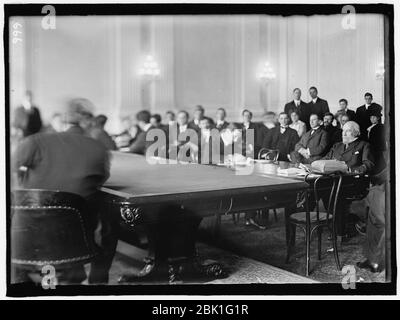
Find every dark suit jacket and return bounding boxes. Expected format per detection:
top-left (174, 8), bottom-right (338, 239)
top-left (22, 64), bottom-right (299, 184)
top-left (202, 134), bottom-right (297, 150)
top-left (323, 125), bottom-right (342, 152)
top-left (262, 126), bottom-right (299, 161)
top-left (294, 126), bottom-right (329, 161)
top-left (128, 126), bottom-right (157, 155)
top-left (66, 125), bottom-right (85, 135)
top-left (308, 98), bottom-right (330, 120)
top-left (355, 103), bottom-right (383, 140)
top-left (322, 139), bottom-right (375, 174)
top-left (13, 105), bottom-right (42, 137)
top-left (256, 123), bottom-right (271, 150)
top-left (89, 127), bottom-right (117, 151)
top-left (337, 109), bottom-right (356, 122)
top-left (368, 123), bottom-right (386, 173)
top-left (188, 117), bottom-right (215, 132)
top-left (215, 121), bottom-right (229, 131)
top-left (284, 100), bottom-right (310, 127)
top-left (12, 132), bottom-right (109, 198)
top-left (368, 123), bottom-right (386, 152)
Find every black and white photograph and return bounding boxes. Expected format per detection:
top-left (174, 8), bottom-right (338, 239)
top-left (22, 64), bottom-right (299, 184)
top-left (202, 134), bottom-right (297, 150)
top-left (2, 1), bottom-right (397, 300)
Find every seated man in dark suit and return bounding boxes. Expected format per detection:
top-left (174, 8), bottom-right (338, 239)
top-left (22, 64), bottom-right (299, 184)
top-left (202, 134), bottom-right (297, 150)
top-left (215, 108), bottom-right (229, 131)
top-left (241, 109), bottom-right (259, 158)
top-left (197, 117), bottom-right (221, 164)
top-left (165, 110), bottom-right (176, 126)
top-left (12, 111), bottom-right (110, 284)
top-left (290, 114), bottom-right (329, 164)
top-left (284, 88), bottom-right (310, 129)
top-left (256, 111), bottom-right (277, 151)
top-left (320, 121), bottom-right (375, 242)
top-left (125, 110), bottom-right (154, 155)
top-left (188, 105), bottom-right (214, 132)
top-left (335, 98), bottom-right (356, 122)
top-left (89, 114), bottom-right (117, 151)
top-left (168, 110), bottom-right (199, 161)
top-left (355, 92), bottom-right (383, 140)
top-left (322, 112), bottom-right (342, 152)
top-left (308, 86), bottom-right (330, 121)
top-left (262, 112), bottom-right (299, 161)
top-left (322, 121), bottom-right (374, 174)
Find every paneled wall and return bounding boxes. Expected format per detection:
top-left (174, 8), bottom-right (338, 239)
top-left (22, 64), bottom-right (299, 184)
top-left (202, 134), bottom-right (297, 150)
top-left (10, 14), bottom-right (385, 133)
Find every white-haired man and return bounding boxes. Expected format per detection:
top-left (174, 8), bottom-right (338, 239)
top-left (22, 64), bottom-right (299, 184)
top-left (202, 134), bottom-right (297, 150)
top-left (318, 121), bottom-right (374, 243)
top-left (322, 121), bottom-right (374, 174)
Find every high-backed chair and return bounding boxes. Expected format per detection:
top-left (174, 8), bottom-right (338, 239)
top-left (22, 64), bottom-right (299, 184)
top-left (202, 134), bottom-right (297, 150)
top-left (11, 189), bottom-right (97, 283)
top-left (285, 173), bottom-right (343, 276)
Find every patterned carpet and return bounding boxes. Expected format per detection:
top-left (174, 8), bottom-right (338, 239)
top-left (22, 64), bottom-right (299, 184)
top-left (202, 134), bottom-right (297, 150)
top-left (198, 208), bottom-right (386, 283)
top-left (109, 240), bottom-right (317, 285)
top-left (109, 204), bottom-right (386, 285)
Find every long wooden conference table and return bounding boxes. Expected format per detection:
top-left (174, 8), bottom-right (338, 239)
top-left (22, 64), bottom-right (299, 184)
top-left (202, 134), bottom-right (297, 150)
top-left (100, 152), bottom-right (311, 283)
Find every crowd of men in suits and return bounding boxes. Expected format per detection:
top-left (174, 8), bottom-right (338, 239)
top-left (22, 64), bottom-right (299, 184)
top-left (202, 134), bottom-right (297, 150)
top-left (109, 87), bottom-right (386, 176)
top-left (10, 86), bottom-right (388, 282)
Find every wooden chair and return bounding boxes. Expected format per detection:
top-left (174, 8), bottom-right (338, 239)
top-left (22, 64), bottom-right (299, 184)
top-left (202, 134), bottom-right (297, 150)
top-left (11, 189), bottom-right (97, 283)
top-left (285, 173), bottom-right (343, 276)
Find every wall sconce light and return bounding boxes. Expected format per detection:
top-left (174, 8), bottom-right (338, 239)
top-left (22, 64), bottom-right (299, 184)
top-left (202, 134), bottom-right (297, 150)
top-left (375, 62), bottom-right (385, 80)
top-left (139, 55), bottom-right (160, 78)
top-left (258, 61), bottom-right (276, 82)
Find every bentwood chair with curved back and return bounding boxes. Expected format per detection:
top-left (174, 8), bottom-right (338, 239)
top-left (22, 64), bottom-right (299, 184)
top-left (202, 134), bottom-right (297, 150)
top-left (11, 189), bottom-right (98, 284)
top-left (285, 173), bottom-right (343, 276)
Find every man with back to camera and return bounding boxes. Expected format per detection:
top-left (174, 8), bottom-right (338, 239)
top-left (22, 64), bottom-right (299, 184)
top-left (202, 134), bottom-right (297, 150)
top-left (12, 107), bottom-right (111, 284)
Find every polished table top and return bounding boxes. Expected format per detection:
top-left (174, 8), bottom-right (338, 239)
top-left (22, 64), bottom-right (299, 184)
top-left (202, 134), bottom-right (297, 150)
top-left (101, 152), bottom-right (308, 201)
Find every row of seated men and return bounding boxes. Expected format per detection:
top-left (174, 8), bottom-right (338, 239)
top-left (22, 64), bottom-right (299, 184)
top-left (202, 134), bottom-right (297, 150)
top-left (11, 89), bottom-right (387, 283)
top-left (13, 89), bottom-right (385, 172)
top-left (111, 93), bottom-right (385, 175)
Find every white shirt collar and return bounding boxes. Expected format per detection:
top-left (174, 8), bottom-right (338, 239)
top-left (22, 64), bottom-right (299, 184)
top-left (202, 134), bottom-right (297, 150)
top-left (264, 122), bottom-right (275, 129)
top-left (244, 122), bottom-right (250, 129)
top-left (312, 97), bottom-right (318, 103)
top-left (179, 124), bottom-right (188, 133)
top-left (311, 126), bottom-right (320, 132)
top-left (294, 99), bottom-right (300, 105)
top-left (202, 129), bottom-right (211, 140)
top-left (365, 103), bottom-right (371, 109)
top-left (143, 123), bottom-right (152, 132)
top-left (217, 120), bottom-right (225, 126)
top-left (194, 119), bottom-right (200, 125)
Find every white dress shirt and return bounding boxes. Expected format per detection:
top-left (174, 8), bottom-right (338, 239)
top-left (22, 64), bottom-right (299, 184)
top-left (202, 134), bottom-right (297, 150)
top-left (179, 124), bottom-right (188, 133)
top-left (216, 120), bottom-right (225, 127)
